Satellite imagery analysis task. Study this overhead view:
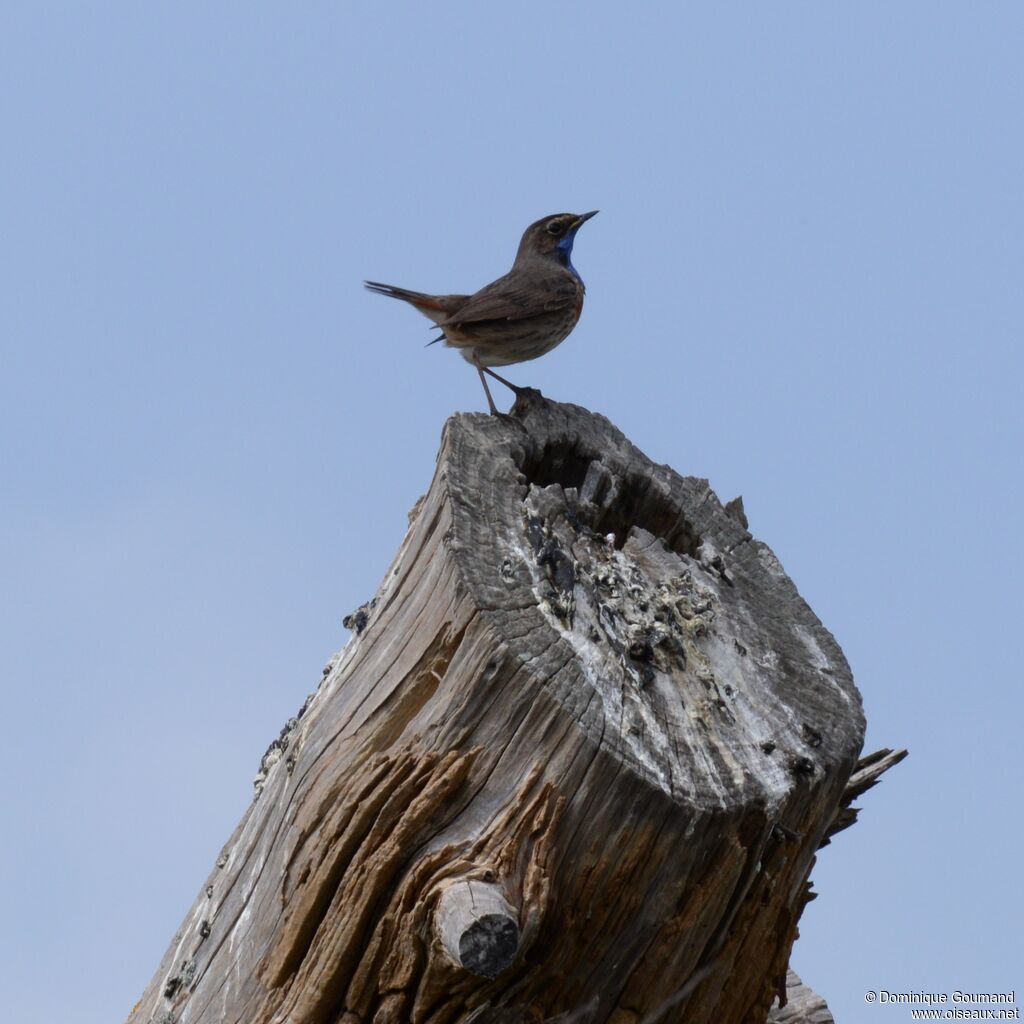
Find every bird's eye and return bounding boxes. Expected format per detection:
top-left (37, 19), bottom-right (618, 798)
top-left (547, 221), bottom-right (565, 236)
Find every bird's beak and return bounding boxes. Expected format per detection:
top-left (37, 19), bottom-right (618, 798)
top-left (572, 210), bottom-right (599, 229)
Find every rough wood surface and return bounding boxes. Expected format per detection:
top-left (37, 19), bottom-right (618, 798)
top-left (768, 971), bottom-right (835, 1024)
top-left (127, 392), bottom-right (902, 1024)
top-left (820, 747), bottom-right (908, 846)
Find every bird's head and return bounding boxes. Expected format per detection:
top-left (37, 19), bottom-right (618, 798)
top-left (515, 210), bottom-right (598, 265)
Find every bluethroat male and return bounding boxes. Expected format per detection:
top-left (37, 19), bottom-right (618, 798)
top-left (366, 211), bottom-right (598, 414)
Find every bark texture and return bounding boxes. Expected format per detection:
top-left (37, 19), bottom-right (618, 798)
top-left (127, 393), bottom-right (902, 1024)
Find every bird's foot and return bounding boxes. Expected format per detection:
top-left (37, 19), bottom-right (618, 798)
top-left (509, 387), bottom-right (546, 416)
top-left (477, 364), bottom-right (543, 414)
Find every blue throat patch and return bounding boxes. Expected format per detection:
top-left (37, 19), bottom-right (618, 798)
top-left (555, 230), bottom-right (581, 279)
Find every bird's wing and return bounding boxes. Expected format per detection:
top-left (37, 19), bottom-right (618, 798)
top-left (438, 271), bottom-right (578, 327)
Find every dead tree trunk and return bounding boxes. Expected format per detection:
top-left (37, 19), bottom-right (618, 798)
top-left (128, 393), bottom-right (903, 1024)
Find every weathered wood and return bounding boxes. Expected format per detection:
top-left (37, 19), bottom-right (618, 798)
top-left (127, 392), bottom-right (902, 1024)
top-left (768, 971), bottom-right (835, 1024)
top-left (821, 747), bottom-right (908, 846)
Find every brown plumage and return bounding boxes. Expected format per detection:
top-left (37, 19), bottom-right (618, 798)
top-left (366, 211), bottom-right (597, 413)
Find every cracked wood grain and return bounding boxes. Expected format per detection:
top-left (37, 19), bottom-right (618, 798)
top-left (126, 393), bottom-right (902, 1024)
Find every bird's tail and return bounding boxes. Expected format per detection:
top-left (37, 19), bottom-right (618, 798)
top-left (364, 280), bottom-right (457, 327)
top-left (364, 280), bottom-right (436, 305)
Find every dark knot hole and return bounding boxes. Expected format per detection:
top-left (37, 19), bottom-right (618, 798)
top-left (516, 441), bottom-right (701, 558)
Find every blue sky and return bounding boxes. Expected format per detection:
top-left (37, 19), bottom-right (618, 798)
top-left (2, 4), bottom-right (1021, 1021)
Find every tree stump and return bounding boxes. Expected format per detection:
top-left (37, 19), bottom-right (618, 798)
top-left (127, 393), bottom-right (903, 1024)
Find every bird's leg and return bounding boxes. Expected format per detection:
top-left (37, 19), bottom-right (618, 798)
top-left (472, 355), bottom-right (500, 415)
top-left (477, 368), bottom-right (500, 416)
top-left (482, 366), bottom-right (528, 396)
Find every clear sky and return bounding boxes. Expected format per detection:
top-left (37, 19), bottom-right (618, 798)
top-left (2, 4), bottom-right (1021, 1022)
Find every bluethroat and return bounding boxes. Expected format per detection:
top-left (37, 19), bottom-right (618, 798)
top-left (366, 211), bottom-right (598, 414)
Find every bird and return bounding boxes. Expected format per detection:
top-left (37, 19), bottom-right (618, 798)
top-left (365, 211), bottom-right (598, 414)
